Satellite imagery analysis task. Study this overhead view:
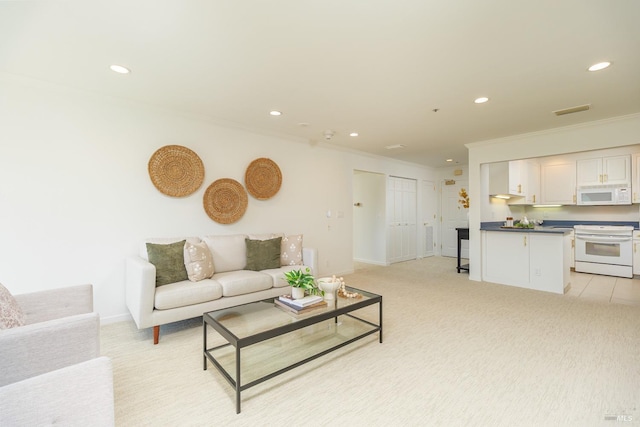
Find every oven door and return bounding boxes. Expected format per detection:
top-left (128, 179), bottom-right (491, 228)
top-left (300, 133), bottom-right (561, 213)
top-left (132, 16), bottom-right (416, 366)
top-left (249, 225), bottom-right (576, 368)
top-left (575, 234), bottom-right (633, 266)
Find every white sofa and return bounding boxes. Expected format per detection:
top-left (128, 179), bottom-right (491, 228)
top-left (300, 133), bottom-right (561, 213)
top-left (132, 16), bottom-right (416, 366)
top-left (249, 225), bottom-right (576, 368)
top-left (126, 233), bottom-right (317, 344)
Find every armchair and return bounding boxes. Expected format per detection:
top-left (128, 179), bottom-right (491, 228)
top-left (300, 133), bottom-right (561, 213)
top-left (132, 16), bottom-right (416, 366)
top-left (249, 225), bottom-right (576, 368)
top-left (0, 284), bottom-right (100, 386)
top-left (0, 356), bottom-right (115, 426)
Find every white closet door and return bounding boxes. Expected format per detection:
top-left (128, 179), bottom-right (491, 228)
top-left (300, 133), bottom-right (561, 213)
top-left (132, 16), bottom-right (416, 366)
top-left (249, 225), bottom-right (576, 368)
top-left (387, 176), bottom-right (417, 264)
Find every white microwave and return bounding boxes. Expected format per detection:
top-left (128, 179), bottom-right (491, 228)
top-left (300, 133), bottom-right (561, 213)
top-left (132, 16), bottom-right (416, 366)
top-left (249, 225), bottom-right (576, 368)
top-left (577, 186), bottom-right (631, 205)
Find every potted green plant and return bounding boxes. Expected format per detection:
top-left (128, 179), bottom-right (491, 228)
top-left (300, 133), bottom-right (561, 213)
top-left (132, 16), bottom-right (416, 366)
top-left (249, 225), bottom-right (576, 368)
top-left (283, 267), bottom-right (322, 299)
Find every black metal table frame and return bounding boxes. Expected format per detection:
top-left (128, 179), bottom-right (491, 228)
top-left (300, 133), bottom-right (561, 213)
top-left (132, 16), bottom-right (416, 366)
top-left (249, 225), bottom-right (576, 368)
top-left (203, 287), bottom-right (382, 414)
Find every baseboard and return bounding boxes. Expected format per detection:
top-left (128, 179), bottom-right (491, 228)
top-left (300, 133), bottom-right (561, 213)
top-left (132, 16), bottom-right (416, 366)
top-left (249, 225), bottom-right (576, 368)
top-left (353, 258), bottom-right (388, 266)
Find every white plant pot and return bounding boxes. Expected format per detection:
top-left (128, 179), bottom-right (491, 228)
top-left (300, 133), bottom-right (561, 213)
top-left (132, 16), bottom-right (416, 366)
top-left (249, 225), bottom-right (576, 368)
top-left (291, 287), bottom-right (305, 299)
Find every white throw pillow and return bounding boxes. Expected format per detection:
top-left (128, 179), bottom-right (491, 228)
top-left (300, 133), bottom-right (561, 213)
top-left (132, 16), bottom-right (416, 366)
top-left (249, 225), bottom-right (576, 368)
top-left (184, 241), bottom-right (215, 282)
top-left (281, 234), bottom-right (304, 266)
top-left (0, 283), bottom-right (25, 329)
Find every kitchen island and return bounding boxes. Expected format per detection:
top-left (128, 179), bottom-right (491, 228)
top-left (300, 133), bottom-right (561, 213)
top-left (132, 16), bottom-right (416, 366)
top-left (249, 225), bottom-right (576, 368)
top-left (481, 226), bottom-right (572, 294)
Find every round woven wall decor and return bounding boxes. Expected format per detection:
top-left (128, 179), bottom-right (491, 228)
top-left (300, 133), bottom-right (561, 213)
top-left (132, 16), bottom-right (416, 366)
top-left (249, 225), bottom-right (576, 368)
top-left (203, 178), bottom-right (248, 224)
top-left (148, 145), bottom-right (204, 197)
top-left (245, 157), bottom-right (282, 200)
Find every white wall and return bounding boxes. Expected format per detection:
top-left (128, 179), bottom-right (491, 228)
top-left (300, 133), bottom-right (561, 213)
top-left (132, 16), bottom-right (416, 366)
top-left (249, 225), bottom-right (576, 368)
top-left (0, 72), bottom-right (438, 321)
top-left (466, 113), bottom-right (640, 281)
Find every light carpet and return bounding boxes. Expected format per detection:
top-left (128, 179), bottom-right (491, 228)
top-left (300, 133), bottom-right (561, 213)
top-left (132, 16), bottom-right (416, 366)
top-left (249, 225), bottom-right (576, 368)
top-left (101, 257), bottom-right (640, 426)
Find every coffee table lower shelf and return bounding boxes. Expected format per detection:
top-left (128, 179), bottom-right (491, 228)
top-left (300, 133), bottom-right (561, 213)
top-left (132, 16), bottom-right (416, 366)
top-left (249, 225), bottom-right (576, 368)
top-left (203, 289), bottom-right (382, 413)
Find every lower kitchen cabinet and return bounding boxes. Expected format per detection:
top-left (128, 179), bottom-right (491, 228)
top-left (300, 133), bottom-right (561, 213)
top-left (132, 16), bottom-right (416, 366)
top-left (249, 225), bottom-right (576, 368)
top-left (482, 230), bottom-right (570, 294)
top-left (633, 231), bottom-right (640, 275)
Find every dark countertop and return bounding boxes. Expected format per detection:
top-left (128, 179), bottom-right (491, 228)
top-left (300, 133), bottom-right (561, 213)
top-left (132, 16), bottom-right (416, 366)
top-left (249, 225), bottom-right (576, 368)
top-left (481, 220), bottom-right (639, 233)
top-left (480, 225), bottom-right (572, 234)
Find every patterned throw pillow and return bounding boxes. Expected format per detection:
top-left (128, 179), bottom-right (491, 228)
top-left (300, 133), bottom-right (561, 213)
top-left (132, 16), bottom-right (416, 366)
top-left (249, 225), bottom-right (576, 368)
top-left (184, 241), bottom-right (215, 282)
top-left (146, 240), bottom-right (189, 286)
top-left (246, 237), bottom-right (282, 271)
top-left (281, 234), bottom-right (303, 266)
top-left (0, 283), bottom-right (26, 329)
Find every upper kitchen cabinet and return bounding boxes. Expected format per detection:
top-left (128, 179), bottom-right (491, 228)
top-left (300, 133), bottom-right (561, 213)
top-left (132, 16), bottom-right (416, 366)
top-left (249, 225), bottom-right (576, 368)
top-left (524, 159), bottom-right (540, 204)
top-left (489, 160), bottom-right (540, 205)
top-left (540, 160), bottom-right (576, 205)
top-left (632, 153), bottom-right (640, 203)
top-left (489, 160), bottom-right (526, 198)
top-left (577, 155), bottom-right (630, 187)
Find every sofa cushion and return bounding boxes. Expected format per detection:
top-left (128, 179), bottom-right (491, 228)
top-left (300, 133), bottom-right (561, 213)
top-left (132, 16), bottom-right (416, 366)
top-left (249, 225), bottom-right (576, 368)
top-left (247, 233), bottom-right (284, 241)
top-left (146, 241), bottom-right (188, 286)
top-left (245, 237), bottom-right (282, 271)
top-left (0, 283), bottom-right (25, 329)
top-left (184, 241), bottom-right (215, 282)
top-left (140, 237), bottom-right (200, 261)
top-left (212, 271), bottom-right (273, 297)
top-left (261, 265), bottom-right (307, 288)
top-left (154, 279), bottom-right (223, 310)
top-left (281, 234), bottom-right (304, 266)
top-left (202, 234), bottom-right (247, 273)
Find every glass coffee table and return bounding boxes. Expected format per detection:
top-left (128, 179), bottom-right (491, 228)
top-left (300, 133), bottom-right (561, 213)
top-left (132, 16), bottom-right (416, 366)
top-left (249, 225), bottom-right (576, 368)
top-left (203, 286), bottom-right (382, 413)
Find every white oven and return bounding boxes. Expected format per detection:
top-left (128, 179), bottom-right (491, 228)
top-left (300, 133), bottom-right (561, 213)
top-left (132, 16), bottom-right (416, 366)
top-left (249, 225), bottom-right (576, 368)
top-left (574, 225), bottom-right (633, 278)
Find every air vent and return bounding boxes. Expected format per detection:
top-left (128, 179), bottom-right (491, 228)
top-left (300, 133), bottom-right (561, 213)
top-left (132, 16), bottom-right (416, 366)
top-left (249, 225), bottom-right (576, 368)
top-left (553, 104), bottom-right (591, 116)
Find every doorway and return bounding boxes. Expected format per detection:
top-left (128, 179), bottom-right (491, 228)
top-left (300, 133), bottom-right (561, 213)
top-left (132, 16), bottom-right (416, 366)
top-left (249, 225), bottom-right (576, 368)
top-left (441, 179), bottom-right (469, 258)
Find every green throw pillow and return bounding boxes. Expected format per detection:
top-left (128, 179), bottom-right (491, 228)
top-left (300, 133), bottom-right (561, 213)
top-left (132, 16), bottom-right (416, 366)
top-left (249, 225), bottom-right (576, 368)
top-left (146, 240), bottom-right (189, 286)
top-left (245, 237), bottom-right (282, 271)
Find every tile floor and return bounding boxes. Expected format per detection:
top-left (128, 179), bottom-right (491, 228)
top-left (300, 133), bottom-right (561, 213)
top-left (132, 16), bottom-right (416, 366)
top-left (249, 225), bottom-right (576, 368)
top-left (566, 271), bottom-right (640, 306)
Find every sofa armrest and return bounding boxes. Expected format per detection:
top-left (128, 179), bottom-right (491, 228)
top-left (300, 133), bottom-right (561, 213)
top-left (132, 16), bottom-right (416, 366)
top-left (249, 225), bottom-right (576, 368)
top-left (302, 247), bottom-right (318, 275)
top-left (0, 312), bottom-right (100, 386)
top-left (0, 356), bottom-right (115, 427)
top-left (126, 256), bottom-right (157, 329)
top-left (14, 284), bottom-right (93, 324)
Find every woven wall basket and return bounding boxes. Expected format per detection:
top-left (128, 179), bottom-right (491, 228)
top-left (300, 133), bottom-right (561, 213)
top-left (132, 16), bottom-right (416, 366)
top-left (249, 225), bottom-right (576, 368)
top-left (244, 157), bottom-right (282, 200)
top-left (203, 178), bottom-right (248, 224)
top-left (148, 145), bottom-right (204, 197)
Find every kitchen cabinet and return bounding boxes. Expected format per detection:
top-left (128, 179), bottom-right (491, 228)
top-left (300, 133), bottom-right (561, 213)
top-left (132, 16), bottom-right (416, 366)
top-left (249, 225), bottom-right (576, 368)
top-left (490, 160), bottom-right (541, 204)
top-left (632, 153), bottom-right (640, 203)
top-left (633, 230), bottom-right (640, 275)
top-left (577, 155), bottom-right (630, 187)
top-left (482, 230), bottom-right (570, 294)
top-left (524, 159), bottom-right (540, 204)
top-left (540, 161), bottom-right (576, 205)
top-left (489, 160), bottom-right (526, 197)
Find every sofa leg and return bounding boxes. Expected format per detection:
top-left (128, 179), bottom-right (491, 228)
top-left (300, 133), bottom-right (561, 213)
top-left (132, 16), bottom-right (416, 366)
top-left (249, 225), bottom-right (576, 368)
top-left (153, 325), bottom-right (160, 345)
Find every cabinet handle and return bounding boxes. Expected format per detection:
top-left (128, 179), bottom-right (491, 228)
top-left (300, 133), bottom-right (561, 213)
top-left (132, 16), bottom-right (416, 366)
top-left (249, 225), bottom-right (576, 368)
top-left (571, 239), bottom-right (575, 248)
top-left (533, 194), bottom-right (536, 203)
top-left (599, 174), bottom-right (603, 183)
top-left (524, 236), bottom-right (527, 247)
top-left (573, 194), bottom-right (577, 204)
top-left (604, 174), bottom-right (608, 182)
top-left (518, 184), bottom-right (522, 194)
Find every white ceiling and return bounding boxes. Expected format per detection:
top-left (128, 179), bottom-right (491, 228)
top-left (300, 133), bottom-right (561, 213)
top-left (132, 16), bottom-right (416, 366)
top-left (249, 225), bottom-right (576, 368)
top-left (2, 1), bottom-right (639, 168)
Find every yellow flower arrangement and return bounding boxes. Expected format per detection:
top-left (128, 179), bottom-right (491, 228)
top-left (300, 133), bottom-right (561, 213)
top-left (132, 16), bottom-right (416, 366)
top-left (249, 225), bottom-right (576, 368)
top-left (458, 188), bottom-right (470, 209)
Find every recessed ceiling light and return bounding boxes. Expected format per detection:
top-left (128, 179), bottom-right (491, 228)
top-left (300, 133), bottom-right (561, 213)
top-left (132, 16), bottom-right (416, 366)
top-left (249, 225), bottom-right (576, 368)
top-left (588, 61), bottom-right (611, 72)
top-left (350, 132), bottom-right (359, 137)
top-left (446, 159), bottom-right (453, 162)
top-left (110, 64), bottom-right (130, 74)
top-left (385, 144), bottom-right (405, 150)
top-left (269, 110), bottom-right (282, 116)
top-left (474, 97), bottom-right (489, 104)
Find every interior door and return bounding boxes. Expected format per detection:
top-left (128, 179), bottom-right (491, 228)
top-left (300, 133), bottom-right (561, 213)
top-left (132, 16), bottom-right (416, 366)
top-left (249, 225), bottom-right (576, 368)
top-left (421, 180), bottom-right (437, 257)
top-left (441, 180), bottom-right (469, 258)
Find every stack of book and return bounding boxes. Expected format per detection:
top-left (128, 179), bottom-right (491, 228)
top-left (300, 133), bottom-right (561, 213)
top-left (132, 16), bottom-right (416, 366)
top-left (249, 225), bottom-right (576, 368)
top-left (274, 294), bottom-right (327, 315)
